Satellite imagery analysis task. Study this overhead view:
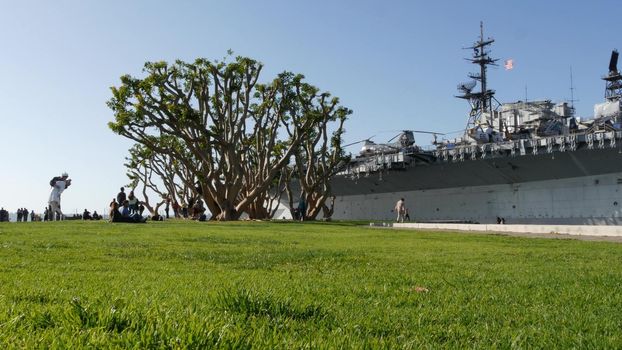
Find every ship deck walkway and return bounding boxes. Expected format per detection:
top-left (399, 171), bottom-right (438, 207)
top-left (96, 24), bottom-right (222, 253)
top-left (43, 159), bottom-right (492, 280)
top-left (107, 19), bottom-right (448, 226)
top-left (384, 222), bottom-right (622, 242)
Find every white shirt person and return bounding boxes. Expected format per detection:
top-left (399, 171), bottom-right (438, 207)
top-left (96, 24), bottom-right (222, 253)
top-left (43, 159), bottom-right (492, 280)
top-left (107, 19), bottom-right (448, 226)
top-left (48, 174), bottom-right (71, 221)
top-left (394, 198), bottom-right (405, 223)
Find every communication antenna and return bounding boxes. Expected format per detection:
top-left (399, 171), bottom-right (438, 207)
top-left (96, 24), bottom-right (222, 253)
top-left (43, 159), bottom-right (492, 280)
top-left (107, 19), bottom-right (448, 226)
top-left (568, 66), bottom-right (578, 115)
top-left (569, 66), bottom-right (575, 107)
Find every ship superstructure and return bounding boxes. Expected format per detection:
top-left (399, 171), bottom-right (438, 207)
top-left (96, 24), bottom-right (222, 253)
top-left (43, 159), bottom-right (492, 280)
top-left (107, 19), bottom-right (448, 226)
top-left (331, 24), bottom-right (622, 224)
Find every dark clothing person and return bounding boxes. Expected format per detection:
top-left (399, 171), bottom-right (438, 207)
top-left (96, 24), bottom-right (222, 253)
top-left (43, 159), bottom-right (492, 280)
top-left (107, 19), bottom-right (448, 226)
top-left (187, 198), bottom-right (195, 218)
top-left (0, 208), bottom-right (8, 222)
top-left (297, 198), bottom-right (307, 221)
top-left (116, 188), bottom-right (126, 207)
top-left (165, 199), bottom-right (170, 219)
top-left (172, 202), bottom-right (180, 218)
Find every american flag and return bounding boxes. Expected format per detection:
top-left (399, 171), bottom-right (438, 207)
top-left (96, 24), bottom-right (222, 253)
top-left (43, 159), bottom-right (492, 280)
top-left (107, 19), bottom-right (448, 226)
top-left (504, 59), bottom-right (514, 70)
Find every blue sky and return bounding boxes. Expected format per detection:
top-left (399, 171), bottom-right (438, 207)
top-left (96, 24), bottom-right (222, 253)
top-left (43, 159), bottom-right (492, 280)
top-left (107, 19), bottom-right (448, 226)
top-left (0, 0), bottom-right (619, 214)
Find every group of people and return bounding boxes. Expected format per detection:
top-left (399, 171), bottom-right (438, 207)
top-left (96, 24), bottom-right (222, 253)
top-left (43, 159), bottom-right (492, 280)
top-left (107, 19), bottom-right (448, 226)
top-left (108, 187), bottom-right (147, 223)
top-left (1, 175), bottom-right (211, 224)
top-left (113, 187), bottom-right (145, 216)
top-left (0, 173), bottom-right (71, 223)
top-left (15, 208), bottom-right (34, 222)
top-left (189, 198), bottom-right (206, 220)
top-left (163, 197), bottom-right (206, 220)
top-left (82, 209), bottom-right (102, 220)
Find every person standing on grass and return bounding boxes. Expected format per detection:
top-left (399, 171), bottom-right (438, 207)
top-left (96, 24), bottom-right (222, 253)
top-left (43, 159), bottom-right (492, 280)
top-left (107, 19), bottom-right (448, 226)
top-left (172, 201), bottom-right (180, 218)
top-left (48, 172), bottom-right (71, 221)
top-left (165, 198), bottom-right (170, 219)
top-left (116, 187), bottom-right (126, 206)
top-left (297, 196), bottom-right (307, 221)
top-left (181, 203), bottom-right (188, 218)
top-left (394, 198), bottom-right (405, 223)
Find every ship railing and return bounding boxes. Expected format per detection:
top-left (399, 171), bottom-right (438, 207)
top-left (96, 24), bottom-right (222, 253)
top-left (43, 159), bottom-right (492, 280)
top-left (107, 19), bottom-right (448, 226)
top-left (337, 151), bottom-right (409, 176)
top-left (432, 130), bottom-right (622, 162)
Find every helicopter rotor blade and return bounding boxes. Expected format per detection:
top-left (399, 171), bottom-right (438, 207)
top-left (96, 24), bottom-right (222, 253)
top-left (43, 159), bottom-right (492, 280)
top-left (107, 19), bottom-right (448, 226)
top-left (411, 130), bottom-right (446, 135)
top-left (386, 132), bottom-right (403, 143)
top-left (343, 135), bottom-right (376, 148)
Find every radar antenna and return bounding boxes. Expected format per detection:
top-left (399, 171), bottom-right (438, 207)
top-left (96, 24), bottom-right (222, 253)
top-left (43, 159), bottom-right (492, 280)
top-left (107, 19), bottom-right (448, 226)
top-left (603, 49), bottom-right (622, 101)
top-left (457, 80), bottom-right (477, 94)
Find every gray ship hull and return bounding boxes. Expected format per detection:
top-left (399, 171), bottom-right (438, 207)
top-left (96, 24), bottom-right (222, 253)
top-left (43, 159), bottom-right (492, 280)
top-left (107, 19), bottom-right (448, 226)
top-left (331, 146), bottom-right (622, 224)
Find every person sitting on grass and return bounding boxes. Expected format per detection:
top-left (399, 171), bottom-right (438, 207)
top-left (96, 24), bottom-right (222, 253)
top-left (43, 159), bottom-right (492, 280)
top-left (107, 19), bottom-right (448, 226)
top-left (121, 200), bottom-right (130, 217)
top-left (109, 201), bottom-right (146, 223)
top-left (192, 199), bottom-right (206, 221)
top-left (127, 191), bottom-right (139, 214)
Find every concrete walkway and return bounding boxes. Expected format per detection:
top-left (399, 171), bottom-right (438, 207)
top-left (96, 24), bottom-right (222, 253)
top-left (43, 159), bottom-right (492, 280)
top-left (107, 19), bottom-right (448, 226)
top-left (383, 222), bottom-right (622, 242)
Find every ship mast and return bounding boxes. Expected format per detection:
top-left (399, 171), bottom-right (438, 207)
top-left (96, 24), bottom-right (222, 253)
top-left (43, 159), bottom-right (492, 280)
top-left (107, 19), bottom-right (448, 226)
top-left (456, 22), bottom-right (499, 135)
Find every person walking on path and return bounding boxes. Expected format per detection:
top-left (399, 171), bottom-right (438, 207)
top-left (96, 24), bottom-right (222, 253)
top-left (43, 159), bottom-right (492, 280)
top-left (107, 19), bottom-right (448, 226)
top-left (394, 198), bottom-right (406, 223)
top-left (49, 173), bottom-right (71, 221)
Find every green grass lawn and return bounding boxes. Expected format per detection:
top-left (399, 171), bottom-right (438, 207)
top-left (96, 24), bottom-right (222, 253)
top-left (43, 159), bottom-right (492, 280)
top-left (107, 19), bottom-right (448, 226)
top-left (0, 221), bottom-right (621, 348)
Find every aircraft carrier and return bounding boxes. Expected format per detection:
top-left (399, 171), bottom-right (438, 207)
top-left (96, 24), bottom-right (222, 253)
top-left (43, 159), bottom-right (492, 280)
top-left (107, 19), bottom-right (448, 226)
top-left (331, 24), bottom-right (622, 225)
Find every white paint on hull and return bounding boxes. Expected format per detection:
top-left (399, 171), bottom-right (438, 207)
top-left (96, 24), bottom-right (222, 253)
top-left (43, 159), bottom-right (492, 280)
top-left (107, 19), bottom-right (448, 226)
top-left (333, 173), bottom-right (622, 225)
top-left (391, 223), bottom-right (622, 236)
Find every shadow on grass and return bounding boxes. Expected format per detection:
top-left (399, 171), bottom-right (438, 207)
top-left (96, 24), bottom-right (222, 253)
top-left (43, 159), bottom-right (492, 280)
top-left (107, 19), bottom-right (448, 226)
top-left (266, 220), bottom-right (369, 227)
